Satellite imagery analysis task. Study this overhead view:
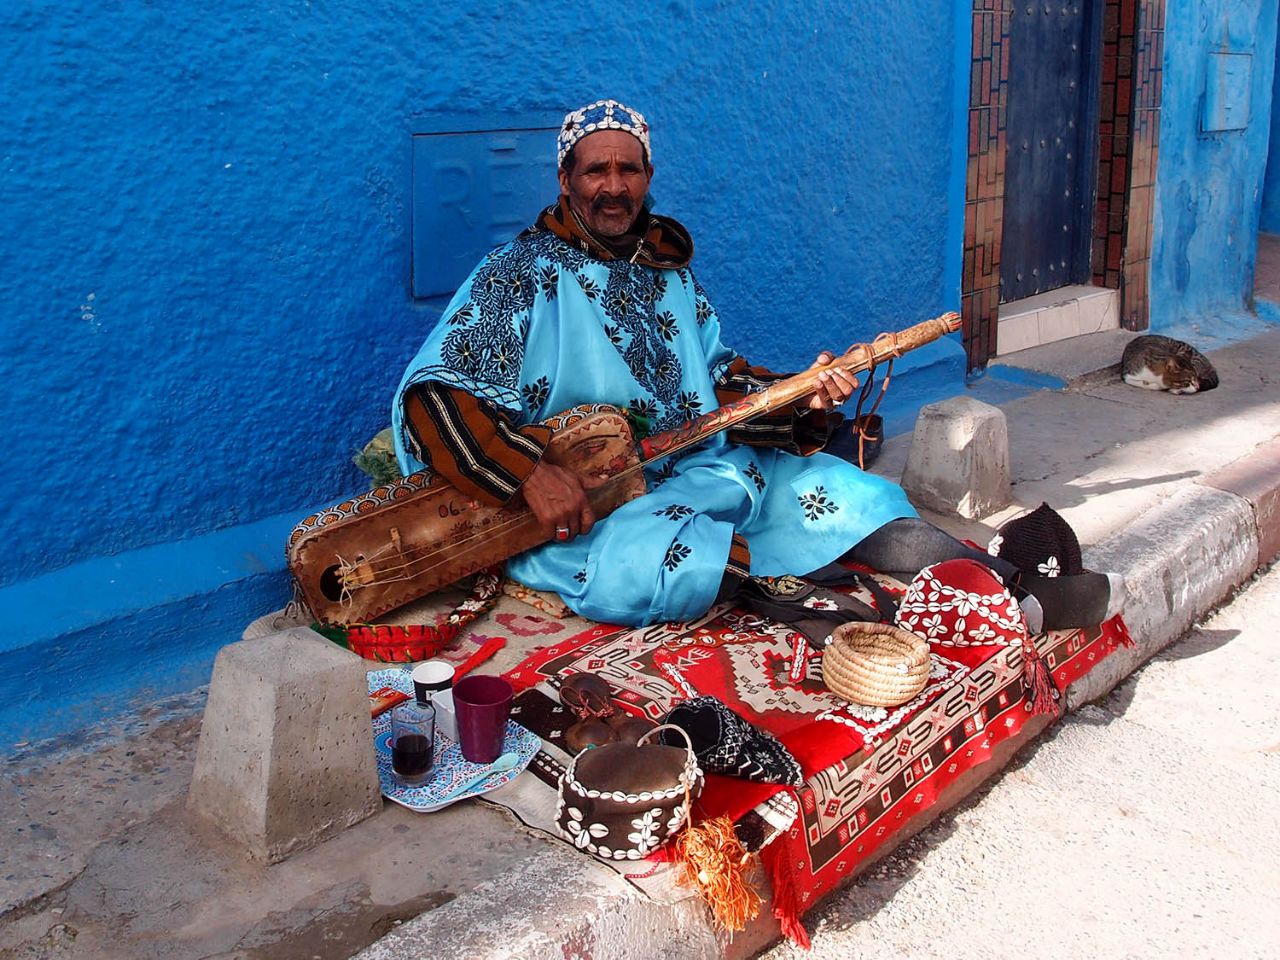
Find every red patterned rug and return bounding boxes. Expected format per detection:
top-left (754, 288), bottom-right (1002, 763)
top-left (493, 568), bottom-right (1133, 944)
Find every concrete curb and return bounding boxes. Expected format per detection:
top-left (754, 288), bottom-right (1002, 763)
top-left (353, 842), bottom-right (721, 960)
top-left (1070, 484), bottom-right (1260, 709)
top-left (1201, 435), bottom-right (1280, 568)
top-left (356, 438), bottom-right (1280, 960)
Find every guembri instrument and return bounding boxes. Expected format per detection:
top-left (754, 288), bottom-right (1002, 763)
top-left (287, 312), bottom-right (961, 625)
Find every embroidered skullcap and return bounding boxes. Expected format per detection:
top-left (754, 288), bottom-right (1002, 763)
top-left (896, 558), bottom-right (1061, 717)
top-left (558, 99), bottom-right (651, 168)
top-left (987, 502), bottom-right (1084, 578)
top-left (895, 558), bottom-right (1029, 650)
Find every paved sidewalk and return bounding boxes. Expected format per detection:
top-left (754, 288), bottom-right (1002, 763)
top-left (2, 326), bottom-right (1278, 960)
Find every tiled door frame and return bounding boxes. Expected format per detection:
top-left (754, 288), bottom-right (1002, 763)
top-left (960, 0), bottom-right (1164, 371)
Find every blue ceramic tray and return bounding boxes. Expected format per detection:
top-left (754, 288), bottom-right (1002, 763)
top-left (367, 668), bottom-right (539, 813)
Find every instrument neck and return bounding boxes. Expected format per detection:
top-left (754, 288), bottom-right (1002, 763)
top-left (636, 312), bottom-right (960, 466)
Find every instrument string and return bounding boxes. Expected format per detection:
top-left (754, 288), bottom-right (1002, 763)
top-left (338, 467), bottom-right (640, 590)
top-left (339, 514), bottom-right (535, 593)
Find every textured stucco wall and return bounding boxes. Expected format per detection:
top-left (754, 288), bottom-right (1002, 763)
top-left (1260, 6), bottom-right (1280, 234)
top-left (1152, 0), bottom-right (1278, 324)
top-left (3, 0), bottom-right (957, 585)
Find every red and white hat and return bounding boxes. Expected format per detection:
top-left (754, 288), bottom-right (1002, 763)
top-left (894, 558), bottom-right (1028, 650)
top-left (894, 558), bottom-right (1059, 716)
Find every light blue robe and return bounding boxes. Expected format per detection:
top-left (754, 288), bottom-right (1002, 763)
top-left (393, 228), bottom-right (916, 626)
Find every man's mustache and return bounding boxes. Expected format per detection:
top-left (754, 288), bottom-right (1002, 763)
top-left (591, 193), bottom-right (633, 216)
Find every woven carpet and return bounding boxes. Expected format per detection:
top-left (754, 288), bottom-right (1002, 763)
top-left (483, 567), bottom-right (1134, 944)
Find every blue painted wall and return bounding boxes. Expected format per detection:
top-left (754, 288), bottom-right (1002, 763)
top-left (1151, 0), bottom-right (1279, 326)
top-left (1260, 4), bottom-right (1280, 233)
top-left (0, 1), bottom-right (965, 745)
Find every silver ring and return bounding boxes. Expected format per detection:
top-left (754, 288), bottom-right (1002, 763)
top-left (555, 526), bottom-right (571, 541)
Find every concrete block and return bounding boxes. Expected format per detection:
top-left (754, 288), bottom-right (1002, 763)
top-left (188, 627), bottom-right (381, 863)
top-left (1064, 486), bottom-right (1258, 710)
top-left (901, 396), bottom-right (1011, 520)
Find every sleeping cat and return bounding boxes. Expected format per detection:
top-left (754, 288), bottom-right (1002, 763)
top-left (1121, 335), bottom-right (1219, 394)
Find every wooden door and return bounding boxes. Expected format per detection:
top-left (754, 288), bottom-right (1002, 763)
top-left (1001, 1), bottom-right (1101, 302)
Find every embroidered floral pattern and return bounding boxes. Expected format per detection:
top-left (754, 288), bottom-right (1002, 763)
top-left (651, 460), bottom-right (678, 487)
top-left (522, 376), bottom-right (550, 411)
top-left (447, 303), bottom-right (475, 326)
top-left (538, 264), bottom-right (559, 300)
top-left (577, 275), bottom-right (601, 301)
top-left (655, 310), bottom-right (678, 341)
top-left (745, 461), bottom-right (766, 492)
top-left (609, 287), bottom-right (634, 316)
top-left (799, 486), bottom-right (840, 521)
top-left (437, 237), bottom-right (538, 388)
top-left (593, 260), bottom-right (686, 424)
top-left (690, 271), bottom-right (717, 327)
top-left (675, 390), bottom-right (702, 419)
top-left (695, 298), bottom-right (713, 327)
top-left (627, 398), bottom-right (658, 422)
top-left (653, 503), bottom-right (695, 521)
top-left (663, 542), bottom-right (691, 571)
top-left (573, 569), bottom-right (588, 585)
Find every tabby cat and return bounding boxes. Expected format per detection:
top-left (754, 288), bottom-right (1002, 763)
top-left (1121, 335), bottom-right (1219, 394)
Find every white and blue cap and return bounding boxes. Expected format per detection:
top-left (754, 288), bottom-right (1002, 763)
top-left (557, 99), bottom-right (651, 168)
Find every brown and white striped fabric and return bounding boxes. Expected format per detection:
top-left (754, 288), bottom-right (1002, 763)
top-left (402, 382), bottom-right (552, 506)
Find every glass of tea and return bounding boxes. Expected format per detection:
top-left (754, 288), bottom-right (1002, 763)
top-left (389, 700), bottom-right (435, 786)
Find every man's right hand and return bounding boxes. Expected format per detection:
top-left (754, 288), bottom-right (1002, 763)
top-left (521, 461), bottom-right (595, 542)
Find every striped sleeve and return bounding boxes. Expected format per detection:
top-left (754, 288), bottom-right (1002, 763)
top-left (403, 383), bottom-right (553, 506)
top-left (713, 356), bottom-right (836, 455)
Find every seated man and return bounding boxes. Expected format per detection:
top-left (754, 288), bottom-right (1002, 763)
top-left (392, 99), bottom-right (1118, 631)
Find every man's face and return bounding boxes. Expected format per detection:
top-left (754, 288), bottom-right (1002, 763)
top-left (558, 130), bottom-right (652, 238)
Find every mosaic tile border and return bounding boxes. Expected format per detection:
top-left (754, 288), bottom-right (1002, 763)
top-left (961, 0), bottom-right (1013, 370)
top-left (1090, 0), bottom-right (1163, 331)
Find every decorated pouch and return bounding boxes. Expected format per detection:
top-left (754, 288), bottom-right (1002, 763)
top-left (555, 725), bottom-right (704, 862)
top-left (658, 695), bottom-right (803, 787)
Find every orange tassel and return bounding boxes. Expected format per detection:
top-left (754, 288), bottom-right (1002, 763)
top-left (672, 816), bottom-right (762, 935)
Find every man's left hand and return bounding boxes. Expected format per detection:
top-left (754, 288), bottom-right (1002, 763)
top-left (803, 351), bottom-right (858, 410)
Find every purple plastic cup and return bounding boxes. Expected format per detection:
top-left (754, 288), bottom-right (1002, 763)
top-left (452, 675), bottom-right (514, 763)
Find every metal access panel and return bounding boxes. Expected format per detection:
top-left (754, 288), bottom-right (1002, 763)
top-left (412, 128), bottom-right (559, 299)
top-left (1203, 52), bottom-right (1253, 133)
top-left (1001, 0), bottom-right (1101, 303)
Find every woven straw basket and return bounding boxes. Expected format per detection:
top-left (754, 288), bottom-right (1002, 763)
top-left (822, 622), bottom-right (930, 707)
